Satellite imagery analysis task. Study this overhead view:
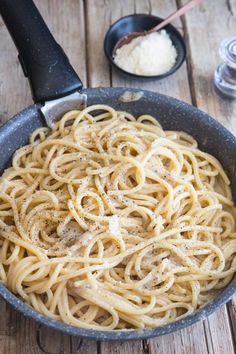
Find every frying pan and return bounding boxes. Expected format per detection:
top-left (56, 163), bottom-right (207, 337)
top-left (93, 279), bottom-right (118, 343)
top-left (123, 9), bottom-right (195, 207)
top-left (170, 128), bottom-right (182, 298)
top-left (0, 0), bottom-right (236, 342)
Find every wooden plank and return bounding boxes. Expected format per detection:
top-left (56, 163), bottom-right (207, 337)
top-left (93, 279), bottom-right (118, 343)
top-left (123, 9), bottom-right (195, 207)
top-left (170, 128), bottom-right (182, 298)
top-left (179, 0), bottom-right (236, 134)
top-left (146, 321), bottom-right (209, 354)
top-left (85, 0), bottom-right (113, 87)
top-left (0, 307), bottom-right (97, 354)
top-left (203, 308), bottom-right (235, 354)
top-left (0, 299), bottom-right (16, 338)
top-left (180, 0), bottom-right (236, 353)
top-left (0, 306), bottom-right (42, 354)
top-left (99, 341), bottom-right (143, 354)
top-left (36, 325), bottom-right (97, 354)
top-left (0, 306), bottom-right (98, 354)
top-left (229, 298), bottom-right (236, 343)
top-left (0, 17), bottom-right (31, 125)
top-left (0, 1), bottom-right (95, 353)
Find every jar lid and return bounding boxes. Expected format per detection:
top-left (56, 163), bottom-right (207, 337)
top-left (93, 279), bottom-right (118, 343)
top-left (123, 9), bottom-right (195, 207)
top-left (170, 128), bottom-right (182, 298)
top-left (219, 37), bottom-right (236, 69)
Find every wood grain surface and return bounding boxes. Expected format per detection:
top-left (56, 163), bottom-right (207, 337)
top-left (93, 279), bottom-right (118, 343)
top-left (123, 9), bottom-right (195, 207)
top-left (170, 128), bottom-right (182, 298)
top-left (0, 1), bottom-right (236, 353)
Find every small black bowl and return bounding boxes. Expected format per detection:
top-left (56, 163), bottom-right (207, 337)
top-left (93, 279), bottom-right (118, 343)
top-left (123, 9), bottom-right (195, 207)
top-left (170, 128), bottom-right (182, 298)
top-left (104, 14), bottom-right (186, 80)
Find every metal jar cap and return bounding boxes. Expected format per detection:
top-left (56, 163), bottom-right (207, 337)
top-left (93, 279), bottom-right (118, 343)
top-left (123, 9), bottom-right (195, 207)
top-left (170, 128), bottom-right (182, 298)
top-left (219, 37), bottom-right (236, 69)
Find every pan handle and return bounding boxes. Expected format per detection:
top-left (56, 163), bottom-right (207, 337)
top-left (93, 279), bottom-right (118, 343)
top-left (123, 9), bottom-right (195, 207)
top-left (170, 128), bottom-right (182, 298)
top-left (0, 0), bottom-right (83, 103)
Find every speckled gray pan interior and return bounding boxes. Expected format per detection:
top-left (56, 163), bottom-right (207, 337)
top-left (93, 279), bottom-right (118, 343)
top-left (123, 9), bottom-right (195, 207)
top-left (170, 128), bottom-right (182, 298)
top-left (0, 87), bottom-right (236, 341)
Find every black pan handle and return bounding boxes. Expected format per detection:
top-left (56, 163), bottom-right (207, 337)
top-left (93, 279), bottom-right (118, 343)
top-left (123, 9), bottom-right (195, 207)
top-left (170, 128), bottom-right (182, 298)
top-left (0, 0), bottom-right (83, 103)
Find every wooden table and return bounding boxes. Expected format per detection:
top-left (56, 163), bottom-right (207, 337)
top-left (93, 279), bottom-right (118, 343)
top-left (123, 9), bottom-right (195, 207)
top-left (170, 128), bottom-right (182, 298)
top-left (0, 1), bottom-right (236, 353)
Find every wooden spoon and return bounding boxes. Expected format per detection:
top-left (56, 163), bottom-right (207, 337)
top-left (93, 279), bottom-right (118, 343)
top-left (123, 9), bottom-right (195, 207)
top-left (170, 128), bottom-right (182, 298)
top-left (113, 0), bottom-right (203, 55)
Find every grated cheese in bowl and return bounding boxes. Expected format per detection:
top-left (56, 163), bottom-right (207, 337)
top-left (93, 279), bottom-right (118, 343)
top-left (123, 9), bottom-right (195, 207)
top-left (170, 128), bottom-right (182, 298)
top-left (113, 30), bottom-right (177, 76)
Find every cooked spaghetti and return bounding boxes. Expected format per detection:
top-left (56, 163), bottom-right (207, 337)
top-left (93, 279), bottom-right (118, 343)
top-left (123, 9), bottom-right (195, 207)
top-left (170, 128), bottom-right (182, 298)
top-left (0, 104), bottom-right (236, 330)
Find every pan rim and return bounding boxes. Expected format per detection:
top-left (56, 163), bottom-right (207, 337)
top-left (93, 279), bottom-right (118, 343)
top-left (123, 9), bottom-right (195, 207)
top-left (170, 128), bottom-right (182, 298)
top-left (0, 87), bottom-right (236, 341)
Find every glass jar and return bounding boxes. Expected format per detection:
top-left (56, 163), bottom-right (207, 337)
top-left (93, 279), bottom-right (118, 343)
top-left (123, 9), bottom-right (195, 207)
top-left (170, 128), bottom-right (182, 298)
top-left (214, 37), bottom-right (236, 98)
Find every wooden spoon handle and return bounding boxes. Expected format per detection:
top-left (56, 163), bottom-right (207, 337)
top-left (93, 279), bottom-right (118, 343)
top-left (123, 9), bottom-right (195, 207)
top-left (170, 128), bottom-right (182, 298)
top-left (148, 0), bottom-right (203, 33)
